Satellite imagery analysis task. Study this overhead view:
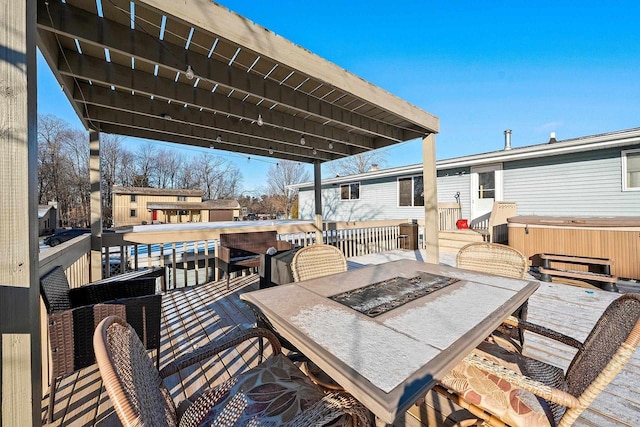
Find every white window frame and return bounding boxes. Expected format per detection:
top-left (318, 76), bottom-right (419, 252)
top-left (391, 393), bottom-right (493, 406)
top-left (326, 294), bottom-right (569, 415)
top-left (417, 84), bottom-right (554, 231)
top-left (340, 182), bottom-right (360, 200)
top-left (397, 175), bottom-right (424, 207)
top-left (622, 148), bottom-right (640, 191)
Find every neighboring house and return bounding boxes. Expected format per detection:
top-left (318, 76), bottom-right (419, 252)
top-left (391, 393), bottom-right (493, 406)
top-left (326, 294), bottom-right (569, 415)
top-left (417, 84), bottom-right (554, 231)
top-left (294, 128), bottom-right (640, 223)
top-left (112, 186), bottom-right (241, 226)
top-left (38, 202), bottom-right (58, 235)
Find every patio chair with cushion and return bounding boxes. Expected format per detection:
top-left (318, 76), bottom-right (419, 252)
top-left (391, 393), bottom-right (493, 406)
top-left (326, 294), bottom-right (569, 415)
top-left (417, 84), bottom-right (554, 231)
top-left (94, 315), bottom-right (373, 426)
top-left (436, 294), bottom-right (640, 427)
top-left (40, 266), bottom-right (161, 423)
top-left (290, 244), bottom-right (347, 282)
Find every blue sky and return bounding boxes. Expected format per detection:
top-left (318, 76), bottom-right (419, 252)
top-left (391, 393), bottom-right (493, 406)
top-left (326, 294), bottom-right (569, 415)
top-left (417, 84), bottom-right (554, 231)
top-left (37, 1), bottom-right (640, 191)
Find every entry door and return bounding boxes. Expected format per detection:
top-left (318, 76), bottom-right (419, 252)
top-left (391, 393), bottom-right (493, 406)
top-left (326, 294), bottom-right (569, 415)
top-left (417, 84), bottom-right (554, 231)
top-left (470, 164), bottom-right (503, 221)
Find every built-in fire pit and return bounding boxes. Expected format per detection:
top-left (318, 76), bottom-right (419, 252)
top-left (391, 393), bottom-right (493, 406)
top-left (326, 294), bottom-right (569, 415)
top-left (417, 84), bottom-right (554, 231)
top-left (330, 272), bottom-right (459, 317)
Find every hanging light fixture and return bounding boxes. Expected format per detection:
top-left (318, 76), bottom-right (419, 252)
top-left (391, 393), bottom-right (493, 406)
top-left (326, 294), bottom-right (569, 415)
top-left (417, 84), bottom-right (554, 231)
top-left (216, 134), bottom-right (222, 143)
top-left (257, 113), bottom-right (264, 126)
top-left (300, 135), bottom-right (306, 145)
top-left (328, 141), bottom-right (334, 149)
top-left (209, 142), bottom-right (214, 149)
top-left (268, 147), bottom-right (274, 155)
top-left (312, 148), bottom-right (317, 155)
top-left (185, 65), bottom-right (195, 80)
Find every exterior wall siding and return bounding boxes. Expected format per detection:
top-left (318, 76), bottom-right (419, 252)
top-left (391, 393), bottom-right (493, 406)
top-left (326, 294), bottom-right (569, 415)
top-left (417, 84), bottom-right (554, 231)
top-left (437, 169), bottom-right (472, 219)
top-left (297, 144), bottom-right (640, 222)
top-left (503, 146), bottom-right (640, 216)
top-left (298, 176), bottom-right (428, 221)
top-left (113, 194), bottom-right (201, 226)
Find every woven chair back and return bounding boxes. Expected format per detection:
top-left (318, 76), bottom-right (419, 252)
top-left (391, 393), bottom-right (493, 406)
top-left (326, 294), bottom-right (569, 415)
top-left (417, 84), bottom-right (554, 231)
top-left (94, 316), bottom-right (178, 427)
top-left (220, 231), bottom-right (278, 254)
top-left (565, 294), bottom-right (640, 399)
top-left (456, 242), bottom-right (528, 279)
top-left (291, 244), bottom-right (347, 282)
top-left (40, 266), bottom-right (73, 313)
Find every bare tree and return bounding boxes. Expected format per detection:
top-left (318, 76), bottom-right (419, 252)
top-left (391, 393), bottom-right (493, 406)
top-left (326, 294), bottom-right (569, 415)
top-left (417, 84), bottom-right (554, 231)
top-left (100, 134), bottom-right (132, 227)
top-left (155, 149), bottom-right (185, 188)
top-left (190, 153), bottom-right (242, 199)
top-left (134, 142), bottom-right (158, 187)
top-left (328, 151), bottom-right (387, 177)
top-left (66, 130), bottom-right (91, 226)
top-left (266, 160), bottom-right (310, 219)
top-left (38, 114), bottom-right (76, 226)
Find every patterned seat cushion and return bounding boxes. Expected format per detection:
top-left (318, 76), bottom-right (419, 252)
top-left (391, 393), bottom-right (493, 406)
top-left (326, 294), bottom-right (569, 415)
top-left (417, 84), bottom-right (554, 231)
top-left (180, 354), bottom-right (352, 427)
top-left (440, 341), bottom-right (567, 427)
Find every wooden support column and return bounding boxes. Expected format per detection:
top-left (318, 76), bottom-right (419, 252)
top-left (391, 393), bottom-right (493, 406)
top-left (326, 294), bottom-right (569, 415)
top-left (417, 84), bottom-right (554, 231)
top-left (422, 134), bottom-right (439, 263)
top-left (313, 160), bottom-right (323, 244)
top-left (90, 130), bottom-right (103, 281)
top-left (0, 0), bottom-right (41, 425)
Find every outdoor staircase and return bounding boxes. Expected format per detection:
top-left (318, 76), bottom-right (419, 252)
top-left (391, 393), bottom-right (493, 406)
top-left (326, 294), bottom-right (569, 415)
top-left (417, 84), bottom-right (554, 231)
top-left (439, 229), bottom-right (486, 250)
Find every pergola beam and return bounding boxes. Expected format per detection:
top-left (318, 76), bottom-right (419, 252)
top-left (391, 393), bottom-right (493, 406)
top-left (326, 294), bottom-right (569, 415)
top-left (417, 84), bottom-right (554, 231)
top-left (56, 49), bottom-right (382, 150)
top-left (38, 0), bottom-right (419, 142)
top-left (87, 112), bottom-right (325, 164)
top-left (138, 0), bottom-right (439, 133)
top-left (74, 83), bottom-right (351, 160)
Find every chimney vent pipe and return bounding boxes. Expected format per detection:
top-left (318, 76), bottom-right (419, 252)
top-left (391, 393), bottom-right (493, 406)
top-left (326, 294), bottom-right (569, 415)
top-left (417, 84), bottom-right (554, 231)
top-left (504, 129), bottom-right (512, 150)
top-left (549, 132), bottom-right (557, 143)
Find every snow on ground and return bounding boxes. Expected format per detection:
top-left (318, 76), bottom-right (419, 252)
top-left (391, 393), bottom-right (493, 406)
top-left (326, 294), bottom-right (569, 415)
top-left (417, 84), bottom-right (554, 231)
top-left (131, 219), bottom-right (313, 233)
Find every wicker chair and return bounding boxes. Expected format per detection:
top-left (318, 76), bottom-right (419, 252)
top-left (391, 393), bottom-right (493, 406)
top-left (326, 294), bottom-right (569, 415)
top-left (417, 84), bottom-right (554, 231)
top-left (40, 266), bottom-right (161, 423)
top-left (94, 316), bottom-right (373, 426)
top-left (289, 244), bottom-right (348, 390)
top-left (456, 242), bottom-right (529, 349)
top-left (456, 242), bottom-right (528, 279)
top-left (290, 244), bottom-right (347, 282)
top-left (436, 294), bottom-right (640, 427)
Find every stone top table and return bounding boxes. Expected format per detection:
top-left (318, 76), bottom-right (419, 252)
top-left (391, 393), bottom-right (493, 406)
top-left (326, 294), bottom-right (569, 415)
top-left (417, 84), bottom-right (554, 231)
top-left (241, 259), bottom-right (539, 425)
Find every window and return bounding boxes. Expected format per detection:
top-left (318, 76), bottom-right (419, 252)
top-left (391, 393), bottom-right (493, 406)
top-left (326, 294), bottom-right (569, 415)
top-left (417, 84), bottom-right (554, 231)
top-left (130, 194), bottom-right (136, 202)
top-left (340, 183), bottom-right (360, 200)
top-left (177, 195), bottom-right (187, 201)
top-left (398, 176), bottom-right (424, 206)
top-left (477, 171), bottom-right (495, 199)
top-left (130, 209), bottom-right (137, 217)
top-left (623, 149), bottom-right (640, 191)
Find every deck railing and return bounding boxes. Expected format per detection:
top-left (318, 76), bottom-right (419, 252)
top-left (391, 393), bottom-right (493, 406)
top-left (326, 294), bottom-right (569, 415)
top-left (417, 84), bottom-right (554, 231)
top-left (438, 202), bottom-right (463, 231)
top-left (98, 219), bottom-right (411, 290)
top-left (40, 210), bottom-right (462, 291)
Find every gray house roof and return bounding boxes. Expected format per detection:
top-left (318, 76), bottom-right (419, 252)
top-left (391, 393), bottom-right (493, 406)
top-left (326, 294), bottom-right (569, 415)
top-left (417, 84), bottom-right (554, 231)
top-left (37, 205), bottom-right (55, 219)
top-left (291, 127), bottom-right (640, 189)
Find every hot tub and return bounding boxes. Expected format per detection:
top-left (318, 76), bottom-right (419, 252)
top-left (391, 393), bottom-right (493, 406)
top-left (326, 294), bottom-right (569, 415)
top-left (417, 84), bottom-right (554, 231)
top-left (508, 215), bottom-right (640, 280)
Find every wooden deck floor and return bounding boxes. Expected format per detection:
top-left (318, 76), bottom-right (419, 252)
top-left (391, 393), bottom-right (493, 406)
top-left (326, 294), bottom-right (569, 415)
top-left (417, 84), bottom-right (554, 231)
top-left (43, 249), bottom-right (640, 426)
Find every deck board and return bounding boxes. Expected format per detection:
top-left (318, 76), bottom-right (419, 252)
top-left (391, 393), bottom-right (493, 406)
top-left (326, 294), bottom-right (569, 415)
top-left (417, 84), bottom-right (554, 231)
top-left (42, 249), bottom-right (640, 426)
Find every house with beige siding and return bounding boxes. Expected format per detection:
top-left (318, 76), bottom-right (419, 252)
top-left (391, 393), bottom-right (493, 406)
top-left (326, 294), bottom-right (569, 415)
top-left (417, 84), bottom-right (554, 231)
top-left (112, 186), bottom-right (241, 226)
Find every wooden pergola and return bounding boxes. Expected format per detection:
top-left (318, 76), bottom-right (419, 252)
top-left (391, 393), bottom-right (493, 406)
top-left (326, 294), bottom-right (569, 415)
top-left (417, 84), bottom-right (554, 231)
top-left (1, 0), bottom-right (439, 423)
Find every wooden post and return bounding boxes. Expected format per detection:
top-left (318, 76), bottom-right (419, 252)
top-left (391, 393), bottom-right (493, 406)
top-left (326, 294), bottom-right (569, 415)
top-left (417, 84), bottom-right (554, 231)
top-left (313, 160), bottom-right (323, 244)
top-left (0, 0), bottom-right (41, 424)
top-left (422, 134), bottom-right (439, 263)
top-left (90, 130), bottom-right (103, 281)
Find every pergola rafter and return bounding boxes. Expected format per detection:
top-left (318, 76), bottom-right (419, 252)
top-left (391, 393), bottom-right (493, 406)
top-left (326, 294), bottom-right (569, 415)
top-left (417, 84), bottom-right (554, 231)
top-left (36, 0), bottom-right (438, 163)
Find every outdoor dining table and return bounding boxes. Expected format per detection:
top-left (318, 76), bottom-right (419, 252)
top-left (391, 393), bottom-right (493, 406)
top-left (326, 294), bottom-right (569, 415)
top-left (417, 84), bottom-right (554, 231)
top-left (240, 259), bottom-right (539, 425)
